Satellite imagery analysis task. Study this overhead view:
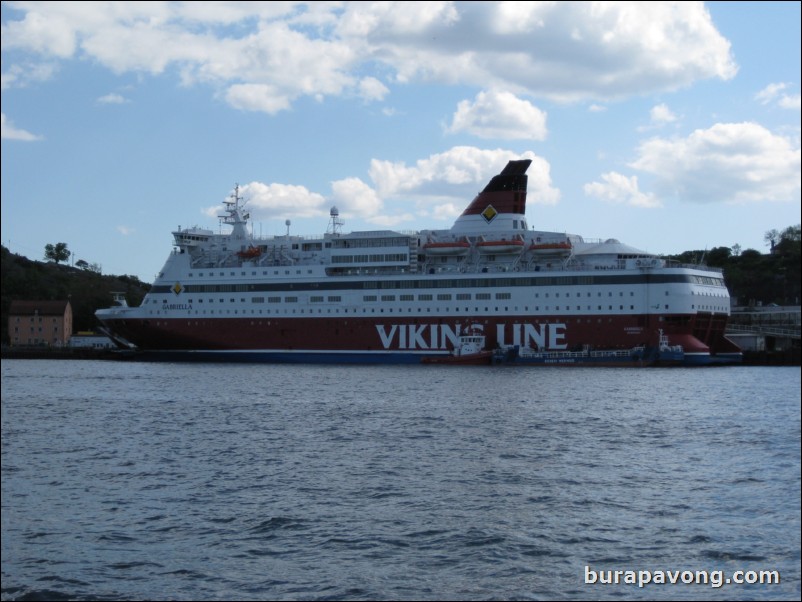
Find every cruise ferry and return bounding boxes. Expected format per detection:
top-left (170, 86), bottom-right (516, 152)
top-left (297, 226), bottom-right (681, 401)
top-left (95, 160), bottom-right (742, 365)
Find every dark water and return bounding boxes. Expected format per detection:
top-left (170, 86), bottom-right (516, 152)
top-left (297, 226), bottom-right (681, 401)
top-left (2, 360), bottom-right (800, 601)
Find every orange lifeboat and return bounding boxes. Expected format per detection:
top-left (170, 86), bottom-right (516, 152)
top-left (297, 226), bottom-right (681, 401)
top-left (529, 240), bottom-right (572, 255)
top-left (237, 246), bottom-right (262, 259)
top-left (422, 241), bottom-right (471, 256)
top-left (476, 239), bottom-right (525, 254)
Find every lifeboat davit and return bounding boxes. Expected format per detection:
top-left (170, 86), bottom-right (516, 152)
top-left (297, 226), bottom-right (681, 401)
top-left (422, 241), bottom-right (471, 256)
top-left (476, 239), bottom-right (525, 254)
top-left (529, 240), bottom-right (572, 255)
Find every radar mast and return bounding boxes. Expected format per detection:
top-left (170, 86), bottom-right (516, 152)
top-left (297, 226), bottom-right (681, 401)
top-left (327, 206), bottom-right (343, 236)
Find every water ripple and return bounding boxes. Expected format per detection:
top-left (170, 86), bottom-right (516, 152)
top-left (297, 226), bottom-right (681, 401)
top-left (2, 361), bottom-right (800, 601)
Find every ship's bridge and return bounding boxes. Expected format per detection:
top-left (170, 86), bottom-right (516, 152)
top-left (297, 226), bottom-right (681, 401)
top-left (173, 227), bottom-right (214, 247)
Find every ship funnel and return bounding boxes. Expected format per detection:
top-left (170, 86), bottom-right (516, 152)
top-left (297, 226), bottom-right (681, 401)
top-left (450, 159), bottom-right (531, 233)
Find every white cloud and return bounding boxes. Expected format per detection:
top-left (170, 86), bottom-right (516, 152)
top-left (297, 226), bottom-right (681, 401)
top-left (1, 2), bottom-right (737, 109)
top-left (630, 122), bottom-right (801, 204)
top-left (224, 84), bottom-right (291, 115)
top-left (755, 83), bottom-right (801, 110)
top-left (368, 146), bottom-right (560, 208)
top-left (97, 92), bottom-right (127, 104)
top-left (1, 5), bottom-right (79, 57)
top-left (360, 146), bottom-right (560, 226)
top-left (343, 1), bottom-right (737, 102)
top-left (1, 113), bottom-right (42, 141)
top-left (638, 103), bottom-right (680, 132)
top-left (117, 226), bottom-right (135, 235)
top-left (779, 94), bottom-right (801, 110)
top-left (369, 147), bottom-right (507, 197)
top-left (208, 181), bottom-right (329, 220)
top-left (198, 146), bottom-right (560, 229)
top-left (188, 22), bottom-right (357, 97)
top-left (524, 155), bottom-right (562, 206)
top-left (1, 62), bottom-right (57, 89)
top-left (337, 1), bottom-right (460, 38)
top-left (447, 90), bottom-right (547, 140)
top-left (431, 202), bottom-right (464, 221)
top-left (491, 2), bottom-right (552, 34)
top-left (584, 172), bottom-right (661, 208)
top-left (755, 82), bottom-right (788, 105)
top-left (357, 76), bottom-right (389, 102)
top-left (330, 177), bottom-right (383, 217)
top-left (320, 178), bottom-right (415, 228)
top-left (650, 103), bottom-right (678, 125)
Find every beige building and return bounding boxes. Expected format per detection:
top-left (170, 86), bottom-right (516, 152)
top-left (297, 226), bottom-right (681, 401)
top-left (8, 300), bottom-right (73, 347)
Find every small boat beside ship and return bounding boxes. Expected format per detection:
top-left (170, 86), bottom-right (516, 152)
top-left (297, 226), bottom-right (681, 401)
top-left (421, 328), bottom-right (685, 367)
top-left (491, 330), bottom-right (685, 367)
top-left (421, 328), bottom-right (494, 365)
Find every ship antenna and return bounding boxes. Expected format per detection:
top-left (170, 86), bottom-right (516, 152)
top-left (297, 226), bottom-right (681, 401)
top-left (223, 183), bottom-right (249, 217)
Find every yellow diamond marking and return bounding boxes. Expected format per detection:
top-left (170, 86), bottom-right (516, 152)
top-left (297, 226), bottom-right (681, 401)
top-left (481, 205), bottom-right (498, 223)
top-left (172, 282), bottom-right (183, 295)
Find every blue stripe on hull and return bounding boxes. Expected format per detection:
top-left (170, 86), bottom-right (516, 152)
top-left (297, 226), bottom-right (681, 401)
top-left (683, 352), bottom-right (743, 366)
top-left (118, 349), bottom-right (743, 366)
top-left (124, 350), bottom-right (428, 364)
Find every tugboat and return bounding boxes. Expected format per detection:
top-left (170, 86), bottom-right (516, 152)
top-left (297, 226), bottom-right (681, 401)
top-left (422, 327), bottom-right (493, 365)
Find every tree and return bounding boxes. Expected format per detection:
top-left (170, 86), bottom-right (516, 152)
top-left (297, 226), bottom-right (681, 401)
top-left (75, 259), bottom-right (89, 270)
top-left (44, 242), bottom-right (71, 264)
top-left (705, 246), bottom-right (732, 267)
top-left (780, 224), bottom-right (801, 243)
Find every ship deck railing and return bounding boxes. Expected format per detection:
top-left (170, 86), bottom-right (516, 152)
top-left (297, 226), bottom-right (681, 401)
top-left (188, 252), bottom-right (725, 276)
top-left (516, 347), bottom-right (641, 359)
top-left (726, 325), bottom-right (801, 340)
top-left (663, 260), bottom-right (723, 273)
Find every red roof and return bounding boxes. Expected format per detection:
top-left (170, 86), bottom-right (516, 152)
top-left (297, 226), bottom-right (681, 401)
top-left (8, 300), bottom-right (72, 316)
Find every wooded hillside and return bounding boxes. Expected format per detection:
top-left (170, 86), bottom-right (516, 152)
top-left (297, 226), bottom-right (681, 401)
top-left (1, 245), bottom-right (150, 344)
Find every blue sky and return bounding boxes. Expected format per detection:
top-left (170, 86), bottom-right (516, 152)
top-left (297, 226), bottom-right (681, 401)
top-left (2, 1), bottom-right (800, 282)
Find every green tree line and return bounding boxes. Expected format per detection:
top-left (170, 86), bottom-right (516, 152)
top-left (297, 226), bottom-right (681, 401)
top-left (667, 224), bottom-right (800, 307)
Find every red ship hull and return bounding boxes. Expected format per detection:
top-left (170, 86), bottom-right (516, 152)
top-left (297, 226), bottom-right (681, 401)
top-left (101, 311), bottom-right (740, 365)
